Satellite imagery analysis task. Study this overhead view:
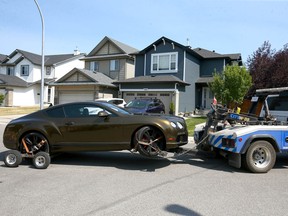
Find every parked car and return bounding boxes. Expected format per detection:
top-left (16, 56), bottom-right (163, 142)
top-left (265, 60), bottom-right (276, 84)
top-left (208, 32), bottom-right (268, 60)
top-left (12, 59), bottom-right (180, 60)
top-left (3, 101), bottom-right (188, 169)
top-left (95, 98), bottom-right (126, 108)
top-left (125, 98), bottom-right (165, 114)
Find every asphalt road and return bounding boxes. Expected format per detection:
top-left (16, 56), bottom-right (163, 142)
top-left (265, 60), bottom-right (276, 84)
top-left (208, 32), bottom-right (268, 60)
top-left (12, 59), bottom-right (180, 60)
top-left (1, 116), bottom-right (288, 216)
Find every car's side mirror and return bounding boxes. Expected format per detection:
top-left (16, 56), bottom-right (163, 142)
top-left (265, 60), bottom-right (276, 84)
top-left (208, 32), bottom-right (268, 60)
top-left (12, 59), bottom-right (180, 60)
top-left (98, 111), bottom-right (109, 118)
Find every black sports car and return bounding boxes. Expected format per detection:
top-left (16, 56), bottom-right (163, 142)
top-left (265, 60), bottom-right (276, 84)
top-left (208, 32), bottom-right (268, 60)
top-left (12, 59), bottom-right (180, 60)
top-left (3, 101), bottom-right (188, 169)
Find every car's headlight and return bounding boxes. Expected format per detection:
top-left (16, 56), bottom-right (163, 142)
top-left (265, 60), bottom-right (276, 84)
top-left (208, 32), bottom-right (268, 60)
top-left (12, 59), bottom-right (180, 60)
top-left (176, 122), bottom-right (184, 129)
top-left (170, 122), bottom-right (177, 128)
top-left (170, 122), bottom-right (184, 129)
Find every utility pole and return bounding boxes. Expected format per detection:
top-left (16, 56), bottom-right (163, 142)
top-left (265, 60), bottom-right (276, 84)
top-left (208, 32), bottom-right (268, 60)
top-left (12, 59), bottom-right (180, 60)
top-left (34, 0), bottom-right (45, 109)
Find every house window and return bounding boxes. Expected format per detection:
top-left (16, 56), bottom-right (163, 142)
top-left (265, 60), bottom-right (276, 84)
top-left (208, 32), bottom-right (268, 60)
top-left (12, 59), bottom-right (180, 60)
top-left (46, 66), bottom-right (51, 75)
top-left (90, 61), bottom-right (99, 72)
top-left (151, 52), bottom-right (178, 73)
top-left (110, 60), bottom-right (119, 71)
top-left (7, 67), bottom-right (14, 76)
top-left (48, 88), bottom-right (51, 102)
top-left (20, 65), bottom-right (29, 76)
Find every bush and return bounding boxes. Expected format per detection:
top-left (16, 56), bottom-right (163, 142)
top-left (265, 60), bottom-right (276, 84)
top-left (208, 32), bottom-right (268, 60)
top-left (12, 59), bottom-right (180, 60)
top-left (0, 93), bottom-right (4, 105)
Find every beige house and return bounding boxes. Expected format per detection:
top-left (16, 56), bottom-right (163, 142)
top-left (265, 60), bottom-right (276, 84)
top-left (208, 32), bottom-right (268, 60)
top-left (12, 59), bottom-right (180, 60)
top-left (51, 36), bottom-right (139, 104)
top-left (81, 36), bottom-right (138, 81)
top-left (51, 68), bottom-right (117, 104)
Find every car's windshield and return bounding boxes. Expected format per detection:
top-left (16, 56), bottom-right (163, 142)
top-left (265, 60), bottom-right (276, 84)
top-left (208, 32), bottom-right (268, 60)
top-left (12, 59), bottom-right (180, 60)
top-left (126, 100), bottom-right (148, 109)
top-left (104, 102), bottom-right (131, 114)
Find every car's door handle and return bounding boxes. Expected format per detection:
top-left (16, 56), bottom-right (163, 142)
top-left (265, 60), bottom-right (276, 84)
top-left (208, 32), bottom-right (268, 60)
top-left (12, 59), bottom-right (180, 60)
top-left (65, 121), bottom-right (75, 126)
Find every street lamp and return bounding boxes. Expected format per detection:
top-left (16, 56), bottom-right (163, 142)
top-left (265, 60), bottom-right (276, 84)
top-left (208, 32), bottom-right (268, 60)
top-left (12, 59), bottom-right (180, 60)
top-left (34, 0), bottom-right (45, 110)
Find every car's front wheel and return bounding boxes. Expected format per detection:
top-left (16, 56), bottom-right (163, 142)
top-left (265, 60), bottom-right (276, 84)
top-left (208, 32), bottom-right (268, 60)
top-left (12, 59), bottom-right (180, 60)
top-left (21, 132), bottom-right (49, 154)
top-left (4, 150), bottom-right (22, 167)
top-left (135, 126), bottom-right (165, 157)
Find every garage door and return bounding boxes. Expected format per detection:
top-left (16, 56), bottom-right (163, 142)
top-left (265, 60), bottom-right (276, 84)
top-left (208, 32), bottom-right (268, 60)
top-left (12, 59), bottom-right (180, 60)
top-left (59, 91), bottom-right (94, 104)
top-left (124, 92), bottom-right (171, 114)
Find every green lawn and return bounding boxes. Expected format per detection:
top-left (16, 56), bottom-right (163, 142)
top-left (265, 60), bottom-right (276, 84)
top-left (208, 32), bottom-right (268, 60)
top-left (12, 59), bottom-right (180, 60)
top-left (0, 106), bottom-right (41, 116)
top-left (185, 117), bottom-right (206, 136)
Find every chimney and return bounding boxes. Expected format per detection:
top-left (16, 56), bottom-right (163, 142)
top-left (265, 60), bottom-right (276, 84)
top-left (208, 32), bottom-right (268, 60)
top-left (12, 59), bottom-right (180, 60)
top-left (74, 47), bottom-right (80, 55)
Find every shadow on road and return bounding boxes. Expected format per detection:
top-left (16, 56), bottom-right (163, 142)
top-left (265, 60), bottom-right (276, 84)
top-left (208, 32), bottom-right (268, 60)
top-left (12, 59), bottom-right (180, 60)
top-left (51, 151), bottom-right (171, 172)
top-left (1, 149), bottom-right (288, 173)
top-left (165, 204), bottom-right (202, 216)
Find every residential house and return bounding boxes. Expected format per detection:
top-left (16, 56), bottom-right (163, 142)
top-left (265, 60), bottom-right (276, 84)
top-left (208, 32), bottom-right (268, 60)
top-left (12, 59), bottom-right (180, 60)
top-left (81, 36), bottom-right (138, 81)
top-left (0, 49), bottom-right (85, 106)
top-left (51, 68), bottom-right (117, 104)
top-left (115, 36), bottom-right (242, 114)
top-left (0, 54), bottom-right (7, 63)
top-left (52, 36), bottom-right (138, 104)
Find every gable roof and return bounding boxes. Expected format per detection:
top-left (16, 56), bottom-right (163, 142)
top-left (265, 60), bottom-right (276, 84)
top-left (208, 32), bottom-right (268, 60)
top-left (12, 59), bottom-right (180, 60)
top-left (2, 49), bottom-right (85, 66)
top-left (87, 36), bottom-right (139, 57)
top-left (52, 68), bottom-right (117, 87)
top-left (0, 74), bottom-right (28, 87)
top-left (114, 75), bottom-right (190, 86)
top-left (136, 36), bottom-right (202, 58)
top-left (0, 54), bottom-right (7, 63)
top-left (136, 36), bottom-right (242, 64)
top-left (192, 48), bottom-right (224, 58)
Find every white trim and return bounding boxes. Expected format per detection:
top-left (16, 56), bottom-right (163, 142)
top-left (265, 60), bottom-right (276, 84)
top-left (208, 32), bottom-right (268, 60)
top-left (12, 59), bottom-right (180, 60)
top-left (144, 54), bottom-right (147, 76)
top-left (183, 50), bottom-right (186, 82)
top-left (150, 52), bottom-right (178, 74)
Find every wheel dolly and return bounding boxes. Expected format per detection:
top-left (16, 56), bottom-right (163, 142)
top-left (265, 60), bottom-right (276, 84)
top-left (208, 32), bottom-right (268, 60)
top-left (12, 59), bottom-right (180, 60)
top-left (4, 138), bottom-right (51, 169)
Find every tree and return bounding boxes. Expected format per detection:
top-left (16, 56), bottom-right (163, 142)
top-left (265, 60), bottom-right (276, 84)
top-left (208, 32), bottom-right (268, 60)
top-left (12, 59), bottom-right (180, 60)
top-left (246, 41), bottom-right (288, 96)
top-left (0, 93), bottom-right (4, 105)
top-left (209, 65), bottom-right (252, 108)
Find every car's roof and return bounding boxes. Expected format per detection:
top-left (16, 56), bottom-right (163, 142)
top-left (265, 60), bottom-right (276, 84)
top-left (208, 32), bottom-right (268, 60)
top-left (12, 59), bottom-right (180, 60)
top-left (133, 98), bottom-right (157, 101)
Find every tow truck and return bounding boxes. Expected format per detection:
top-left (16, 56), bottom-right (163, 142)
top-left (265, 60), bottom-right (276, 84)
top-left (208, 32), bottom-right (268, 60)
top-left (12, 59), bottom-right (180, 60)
top-left (194, 88), bottom-right (288, 173)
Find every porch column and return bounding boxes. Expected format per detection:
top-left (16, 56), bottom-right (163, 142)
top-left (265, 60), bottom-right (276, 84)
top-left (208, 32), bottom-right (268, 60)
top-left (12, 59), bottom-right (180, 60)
top-left (174, 90), bottom-right (179, 116)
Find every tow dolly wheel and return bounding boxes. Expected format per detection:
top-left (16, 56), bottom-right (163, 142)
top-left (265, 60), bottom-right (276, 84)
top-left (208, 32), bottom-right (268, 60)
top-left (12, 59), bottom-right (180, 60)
top-left (135, 126), bottom-right (165, 157)
top-left (244, 140), bottom-right (276, 173)
top-left (4, 150), bottom-right (22, 168)
top-left (33, 152), bottom-right (51, 169)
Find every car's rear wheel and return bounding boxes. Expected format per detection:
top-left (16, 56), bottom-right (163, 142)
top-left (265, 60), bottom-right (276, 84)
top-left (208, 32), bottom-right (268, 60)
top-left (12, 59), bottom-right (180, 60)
top-left (20, 132), bottom-right (49, 154)
top-left (4, 150), bottom-right (22, 167)
top-left (135, 126), bottom-right (165, 157)
top-left (33, 152), bottom-right (51, 169)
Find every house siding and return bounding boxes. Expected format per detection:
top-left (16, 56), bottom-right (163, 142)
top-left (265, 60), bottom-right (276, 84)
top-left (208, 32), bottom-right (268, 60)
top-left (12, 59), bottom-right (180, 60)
top-left (200, 59), bottom-right (224, 76)
top-left (178, 53), bottom-right (200, 113)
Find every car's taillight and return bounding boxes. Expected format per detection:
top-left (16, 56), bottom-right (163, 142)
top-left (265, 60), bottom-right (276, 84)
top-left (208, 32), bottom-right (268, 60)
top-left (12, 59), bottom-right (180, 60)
top-left (222, 138), bottom-right (236, 148)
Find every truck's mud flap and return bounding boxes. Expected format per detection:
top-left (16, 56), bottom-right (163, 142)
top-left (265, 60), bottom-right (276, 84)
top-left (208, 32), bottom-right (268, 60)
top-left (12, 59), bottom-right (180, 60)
top-left (228, 152), bottom-right (241, 168)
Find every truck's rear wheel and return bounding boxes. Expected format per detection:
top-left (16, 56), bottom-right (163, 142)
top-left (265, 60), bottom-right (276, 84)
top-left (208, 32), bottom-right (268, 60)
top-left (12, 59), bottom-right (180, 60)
top-left (244, 140), bottom-right (276, 173)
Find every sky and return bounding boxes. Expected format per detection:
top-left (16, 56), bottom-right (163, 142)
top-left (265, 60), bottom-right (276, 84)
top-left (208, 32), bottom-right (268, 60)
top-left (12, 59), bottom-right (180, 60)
top-left (0, 0), bottom-right (287, 64)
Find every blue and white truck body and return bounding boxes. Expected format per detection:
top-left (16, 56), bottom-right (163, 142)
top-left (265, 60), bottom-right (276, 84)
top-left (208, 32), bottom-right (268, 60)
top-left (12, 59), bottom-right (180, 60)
top-left (206, 124), bottom-right (288, 173)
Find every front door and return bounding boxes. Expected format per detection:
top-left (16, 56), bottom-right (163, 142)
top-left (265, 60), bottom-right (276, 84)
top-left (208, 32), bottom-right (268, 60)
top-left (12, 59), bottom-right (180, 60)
top-left (202, 87), bottom-right (214, 109)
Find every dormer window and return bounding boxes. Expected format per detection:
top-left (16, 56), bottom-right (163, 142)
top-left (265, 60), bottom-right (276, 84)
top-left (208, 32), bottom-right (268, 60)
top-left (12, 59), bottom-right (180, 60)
top-left (7, 67), bottom-right (14, 76)
top-left (90, 61), bottom-right (99, 72)
top-left (110, 60), bottom-right (119, 72)
top-left (46, 66), bottom-right (51, 75)
top-left (20, 65), bottom-right (29, 76)
top-left (151, 52), bottom-right (178, 73)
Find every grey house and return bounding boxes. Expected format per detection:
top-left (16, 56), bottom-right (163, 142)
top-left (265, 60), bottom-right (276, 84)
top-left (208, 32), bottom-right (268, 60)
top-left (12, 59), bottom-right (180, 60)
top-left (116, 36), bottom-right (242, 114)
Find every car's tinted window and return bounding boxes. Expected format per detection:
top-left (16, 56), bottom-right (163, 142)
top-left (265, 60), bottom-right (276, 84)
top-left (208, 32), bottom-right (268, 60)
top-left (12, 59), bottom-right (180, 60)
top-left (110, 99), bottom-right (123, 105)
top-left (46, 107), bottom-right (65, 118)
top-left (63, 104), bottom-right (118, 118)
